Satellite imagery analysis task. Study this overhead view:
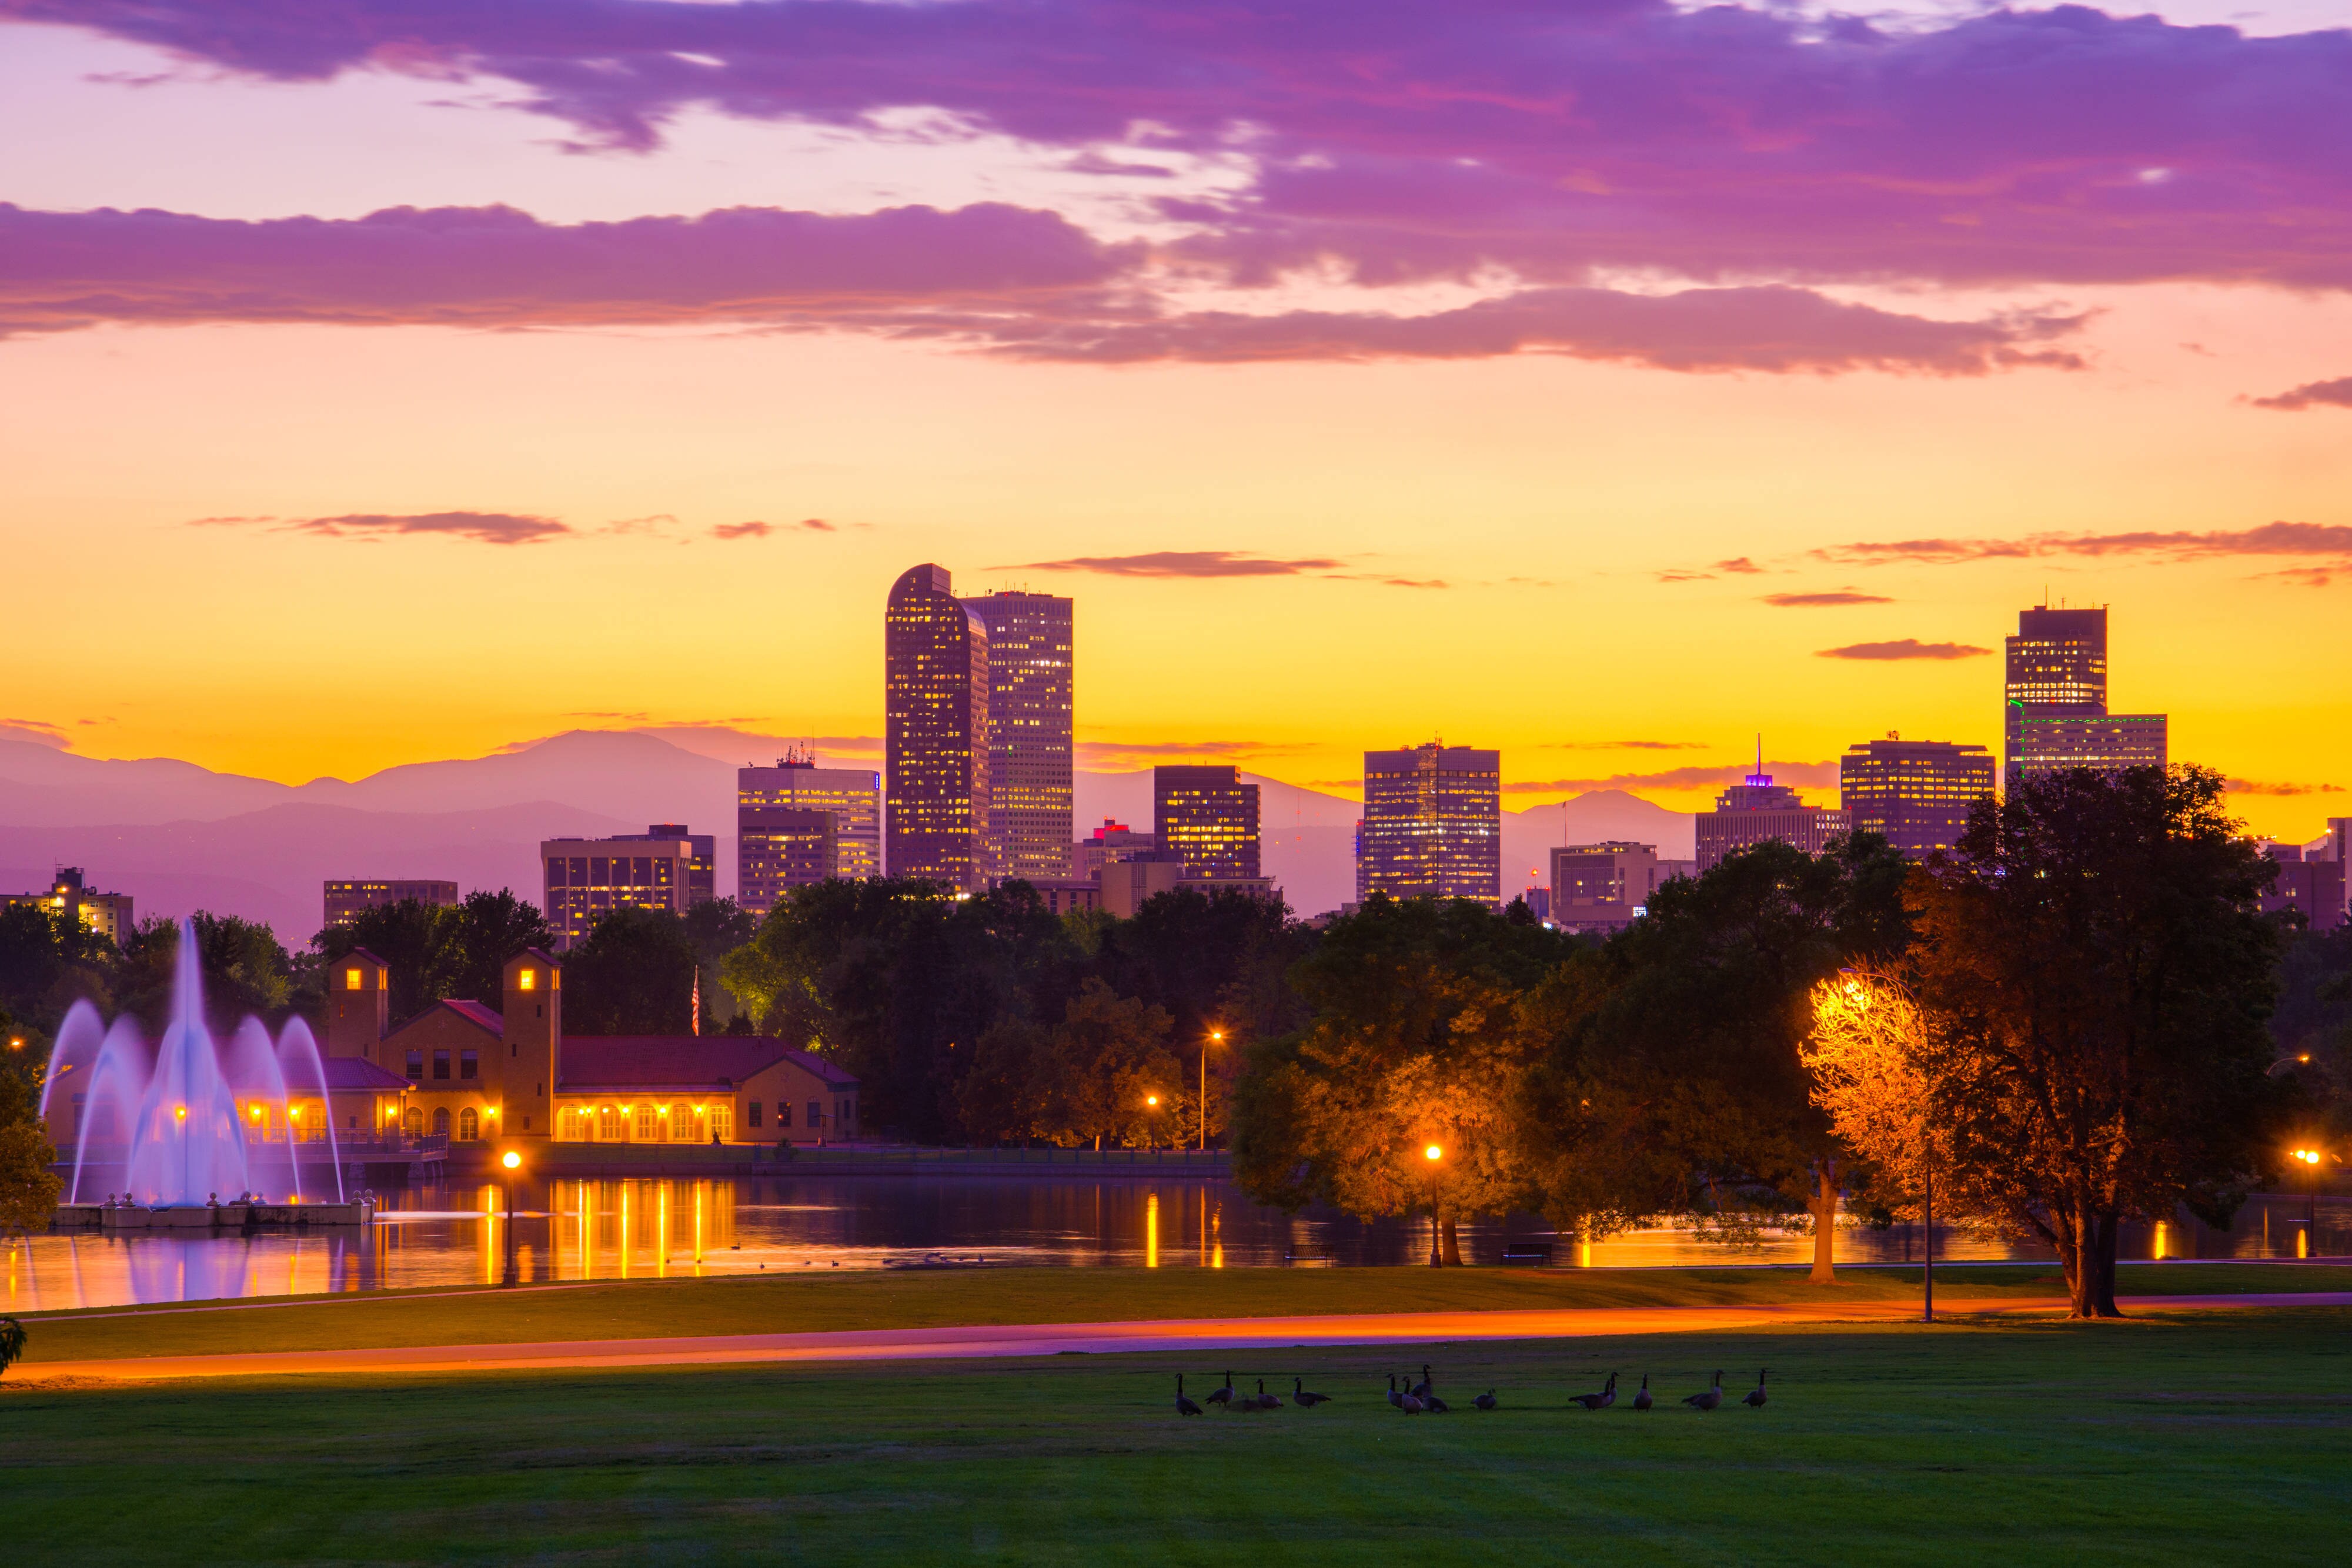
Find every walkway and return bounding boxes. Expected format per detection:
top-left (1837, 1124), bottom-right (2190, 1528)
top-left (24, 1292), bottom-right (2351, 1383)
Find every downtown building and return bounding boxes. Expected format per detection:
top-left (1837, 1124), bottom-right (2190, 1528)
top-left (540, 826), bottom-right (713, 951)
top-left (737, 752), bottom-right (881, 918)
top-left (1357, 743), bottom-right (1502, 908)
top-left (1694, 759), bottom-right (1850, 872)
top-left (322, 878), bottom-right (459, 932)
top-left (1154, 765), bottom-right (1261, 880)
top-left (4, 866), bottom-right (134, 945)
top-left (1547, 842), bottom-right (1695, 934)
top-left (1838, 735), bottom-right (1996, 860)
top-left (2003, 605), bottom-right (2167, 789)
top-left (968, 590), bottom-right (1075, 883)
top-left (884, 564), bottom-right (992, 890)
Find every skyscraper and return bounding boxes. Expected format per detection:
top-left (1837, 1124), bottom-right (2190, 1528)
top-left (736, 807), bottom-right (840, 917)
top-left (1694, 751), bottom-right (1850, 871)
top-left (541, 829), bottom-right (704, 950)
top-left (739, 754), bottom-right (881, 887)
top-left (968, 590), bottom-right (1074, 882)
top-left (2003, 604), bottom-right (2167, 789)
top-left (885, 564), bottom-right (991, 889)
top-left (1357, 743), bottom-right (1501, 907)
top-left (1838, 736), bottom-right (1996, 860)
top-left (1154, 765), bottom-right (1261, 880)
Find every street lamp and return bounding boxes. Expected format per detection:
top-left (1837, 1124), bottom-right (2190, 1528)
top-left (1200, 1028), bottom-right (1225, 1153)
top-left (500, 1149), bottom-right (522, 1288)
top-left (1145, 1094), bottom-right (1161, 1151)
top-left (1424, 1144), bottom-right (1444, 1268)
top-left (2293, 1147), bottom-right (2323, 1236)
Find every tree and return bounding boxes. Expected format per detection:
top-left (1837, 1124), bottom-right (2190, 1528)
top-left (1539, 835), bottom-right (1912, 1281)
top-left (1040, 980), bottom-right (1182, 1150)
top-left (681, 898), bottom-right (757, 1027)
top-left (1902, 765), bottom-right (2284, 1318)
top-left (564, 907), bottom-right (699, 1034)
top-left (115, 912), bottom-right (294, 1031)
top-left (1232, 896), bottom-right (1568, 1263)
top-left (315, 890), bottom-right (555, 1024)
top-left (0, 1037), bottom-right (61, 1238)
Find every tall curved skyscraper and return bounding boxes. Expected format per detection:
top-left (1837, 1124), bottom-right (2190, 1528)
top-left (885, 564), bottom-right (991, 889)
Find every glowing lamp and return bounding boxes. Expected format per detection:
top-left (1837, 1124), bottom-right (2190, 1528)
top-left (1424, 1144), bottom-right (1442, 1161)
top-left (502, 1151), bottom-right (522, 1171)
top-left (250, 1105), bottom-right (263, 1121)
top-left (174, 1105), bottom-right (188, 1122)
top-left (1146, 1094), bottom-right (1160, 1106)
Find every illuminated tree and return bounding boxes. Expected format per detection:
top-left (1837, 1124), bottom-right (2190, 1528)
top-left (1802, 965), bottom-right (1942, 1215)
top-left (0, 1047), bottom-right (61, 1238)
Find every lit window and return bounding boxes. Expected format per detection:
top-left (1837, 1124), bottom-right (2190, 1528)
top-left (519, 968), bottom-right (536, 991)
top-left (346, 967), bottom-right (363, 990)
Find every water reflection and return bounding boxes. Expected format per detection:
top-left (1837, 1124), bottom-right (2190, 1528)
top-left (11, 1177), bottom-right (2347, 1312)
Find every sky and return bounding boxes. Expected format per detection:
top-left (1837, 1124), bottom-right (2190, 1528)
top-left (4, 0), bottom-right (2351, 840)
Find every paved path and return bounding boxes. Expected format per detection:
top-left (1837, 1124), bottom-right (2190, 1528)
top-left (24, 1292), bottom-right (2351, 1383)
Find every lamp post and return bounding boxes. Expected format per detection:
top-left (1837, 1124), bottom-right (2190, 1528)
top-left (1922, 1166), bottom-right (1935, 1324)
top-left (1145, 1094), bottom-right (1161, 1151)
top-left (500, 1149), bottom-right (522, 1288)
top-left (2293, 1148), bottom-right (2323, 1236)
top-left (1424, 1144), bottom-right (1444, 1268)
top-left (1200, 1029), bottom-right (1224, 1152)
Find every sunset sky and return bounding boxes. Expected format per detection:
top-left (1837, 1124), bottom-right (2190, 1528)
top-left (4, 0), bottom-right (2351, 838)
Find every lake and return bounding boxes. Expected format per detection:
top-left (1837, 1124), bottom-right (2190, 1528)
top-left (9, 1174), bottom-right (2344, 1312)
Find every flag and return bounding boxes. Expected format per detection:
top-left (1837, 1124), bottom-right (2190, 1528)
top-left (691, 968), bottom-right (701, 1036)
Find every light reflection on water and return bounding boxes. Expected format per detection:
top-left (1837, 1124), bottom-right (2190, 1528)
top-left (9, 1176), bottom-right (2347, 1312)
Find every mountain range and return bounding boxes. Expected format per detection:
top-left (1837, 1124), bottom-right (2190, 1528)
top-left (0, 732), bottom-right (1695, 941)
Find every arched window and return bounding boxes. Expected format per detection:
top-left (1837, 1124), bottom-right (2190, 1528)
top-left (459, 1107), bottom-right (479, 1141)
top-left (597, 1106), bottom-right (622, 1141)
top-left (634, 1104), bottom-right (657, 1141)
top-left (403, 1106), bottom-right (423, 1137)
top-left (432, 1106), bottom-right (450, 1136)
top-left (708, 1105), bottom-right (733, 1144)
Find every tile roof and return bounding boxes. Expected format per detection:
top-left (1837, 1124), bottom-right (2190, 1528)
top-left (559, 1036), bottom-right (858, 1092)
top-left (320, 1056), bottom-right (412, 1091)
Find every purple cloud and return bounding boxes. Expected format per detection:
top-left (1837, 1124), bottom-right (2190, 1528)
top-left (2251, 376), bottom-right (2352, 411)
top-left (1000, 551), bottom-right (1347, 578)
top-left (196, 511), bottom-right (570, 544)
top-left (2225, 778), bottom-right (2345, 795)
top-left (1819, 522), bottom-right (2352, 571)
top-left (1817, 640), bottom-right (1992, 661)
top-left (13, 1), bottom-right (2352, 292)
top-left (711, 521), bottom-right (771, 540)
top-left (1504, 760), bottom-right (1840, 794)
top-left (1762, 591), bottom-right (1894, 607)
top-left (0, 201), bottom-right (1134, 337)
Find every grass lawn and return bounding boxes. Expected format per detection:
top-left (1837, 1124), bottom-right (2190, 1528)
top-left (3, 1307), bottom-right (2347, 1565)
top-left (14, 1259), bottom-right (2351, 1366)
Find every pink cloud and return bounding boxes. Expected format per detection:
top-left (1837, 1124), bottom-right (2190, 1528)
top-left (2251, 376), bottom-right (2352, 411)
top-left (13, 1), bottom-right (2351, 292)
top-left (1816, 639), bottom-right (1992, 661)
top-left (194, 510), bottom-right (570, 544)
top-left (1504, 760), bottom-right (1841, 794)
top-left (1818, 522), bottom-right (2352, 572)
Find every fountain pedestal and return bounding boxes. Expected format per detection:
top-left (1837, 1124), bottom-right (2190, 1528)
top-left (50, 1199), bottom-right (377, 1229)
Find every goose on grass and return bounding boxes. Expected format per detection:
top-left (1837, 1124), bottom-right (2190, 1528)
top-left (1175, 1375), bottom-right (1203, 1416)
top-left (1631, 1374), bottom-right (1653, 1412)
top-left (1683, 1371), bottom-right (1724, 1412)
top-left (1743, 1369), bottom-right (1769, 1408)
top-left (1207, 1371), bottom-right (1235, 1409)
top-left (1474, 1389), bottom-right (1498, 1411)
top-left (1570, 1372), bottom-right (1618, 1411)
top-left (1293, 1378), bottom-right (1332, 1407)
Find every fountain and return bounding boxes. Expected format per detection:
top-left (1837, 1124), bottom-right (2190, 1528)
top-left (42, 919), bottom-right (371, 1228)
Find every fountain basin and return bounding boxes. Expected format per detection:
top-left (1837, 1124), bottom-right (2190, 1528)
top-left (52, 1200), bottom-right (377, 1230)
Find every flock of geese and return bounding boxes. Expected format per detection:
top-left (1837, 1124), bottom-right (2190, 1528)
top-left (1176, 1365), bottom-right (1768, 1415)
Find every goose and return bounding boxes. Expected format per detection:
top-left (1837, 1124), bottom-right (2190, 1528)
top-left (1570, 1372), bottom-right (1618, 1411)
top-left (1207, 1371), bottom-right (1235, 1409)
top-left (1683, 1370), bottom-right (1724, 1412)
top-left (1175, 1375), bottom-right (1203, 1416)
top-left (1399, 1389), bottom-right (1425, 1414)
top-left (1293, 1378), bottom-right (1332, 1407)
top-left (1743, 1369), bottom-right (1768, 1409)
top-left (1631, 1374), bottom-right (1653, 1412)
top-left (1411, 1364), bottom-right (1435, 1401)
top-left (1258, 1379), bottom-right (1283, 1410)
top-left (1387, 1374), bottom-right (1405, 1409)
top-left (1424, 1389), bottom-right (1450, 1414)
top-left (1474, 1389), bottom-right (1498, 1411)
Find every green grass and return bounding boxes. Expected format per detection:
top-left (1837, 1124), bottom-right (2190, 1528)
top-left (16, 1260), bottom-right (2351, 1365)
top-left (4, 1309), bottom-right (2348, 1564)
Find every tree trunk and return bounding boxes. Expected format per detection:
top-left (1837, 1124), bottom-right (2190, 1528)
top-left (2087, 1212), bottom-right (2123, 1318)
top-left (1808, 1159), bottom-right (1839, 1284)
top-left (2063, 1205), bottom-right (2093, 1318)
top-left (1441, 1217), bottom-right (1463, 1267)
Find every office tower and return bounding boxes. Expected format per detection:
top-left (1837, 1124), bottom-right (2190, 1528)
top-left (1838, 736), bottom-right (1996, 860)
top-left (1154, 765), bottom-right (1261, 880)
top-left (1357, 743), bottom-right (1502, 908)
top-left (2003, 604), bottom-right (2167, 789)
top-left (540, 829), bottom-right (703, 950)
top-left (322, 878), bottom-right (459, 932)
top-left (5, 867), bottom-right (133, 944)
top-left (737, 808), bottom-right (840, 917)
top-left (885, 564), bottom-right (991, 889)
top-left (1694, 750), bottom-right (1850, 871)
top-left (1070, 818), bottom-right (1158, 880)
top-left (643, 824), bottom-right (716, 906)
top-left (740, 753), bottom-right (881, 887)
top-left (968, 590), bottom-right (1074, 882)
top-left (2261, 842), bottom-right (2346, 932)
top-left (1547, 842), bottom-right (1687, 933)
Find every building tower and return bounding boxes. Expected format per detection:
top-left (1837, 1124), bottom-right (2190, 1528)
top-left (1357, 743), bottom-right (1501, 908)
top-left (739, 750), bottom-right (880, 915)
top-left (967, 590), bottom-right (1074, 882)
top-left (2003, 604), bottom-right (2167, 790)
top-left (1154, 765), bottom-right (1261, 880)
top-left (1838, 735), bottom-right (1996, 860)
top-left (1695, 742), bottom-right (1852, 871)
top-left (885, 564), bottom-right (991, 889)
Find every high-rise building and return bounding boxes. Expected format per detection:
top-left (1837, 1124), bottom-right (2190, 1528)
top-left (2261, 842), bottom-right (2345, 932)
top-left (968, 590), bottom-right (1074, 883)
top-left (643, 824), bottom-right (716, 907)
top-left (1070, 818), bottom-right (1158, 881)
top-left (2003, 604), bottom-right (2167, 788)
top-left (739, 754), bottom-right (881, 896)
top-left (1548, 842), bottom-right (1686, 933)
top-left (885, 564), bottom-right (991, 890)
top-left (737, 808), bottom-right (841, 919)
top-left (1695, 753), bottom-right (1851, 872)
top-left (322, 878), bottom-right (459, 932)
top-left (5, 867), bottom-right (133, 945)
top-left (1357, 743), bottom-right (1502, 907)
top-left (1838, 736), bottom-right (1996, 860)
top-left (1154, 765), bottom-right (1261, 880)
top-left (540, 829), bottom-right (704, 950)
